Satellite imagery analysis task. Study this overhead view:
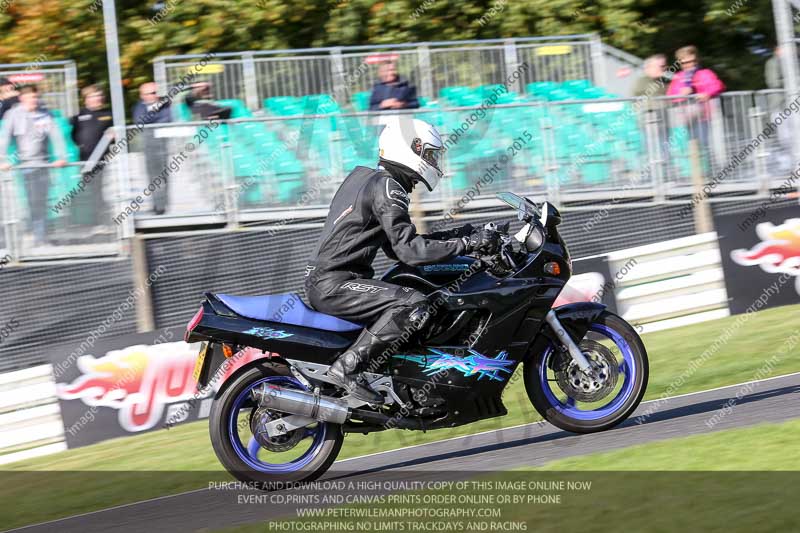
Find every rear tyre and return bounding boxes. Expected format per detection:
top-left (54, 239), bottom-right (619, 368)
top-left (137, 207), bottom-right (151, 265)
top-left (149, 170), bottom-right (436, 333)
top-left (524, 311), bottom-right (648, 434)
top-left (209, 363), bottom-right (344, 487)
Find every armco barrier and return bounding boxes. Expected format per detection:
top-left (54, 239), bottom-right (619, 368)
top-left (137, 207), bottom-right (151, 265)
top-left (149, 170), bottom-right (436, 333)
top-left (0, 364), bottom-right (66, 465)
top-left (609, 232), bottom-right (730, 333)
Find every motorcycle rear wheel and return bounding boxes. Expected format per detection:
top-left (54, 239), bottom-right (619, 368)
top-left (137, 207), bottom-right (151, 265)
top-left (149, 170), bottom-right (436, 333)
top-left (209, 363), bottom-right (344, 487)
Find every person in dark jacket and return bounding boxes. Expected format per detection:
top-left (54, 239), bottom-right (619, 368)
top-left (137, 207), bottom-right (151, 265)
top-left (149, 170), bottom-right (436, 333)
top-left (0, 77), bottom-right (19, 121)
top-left (185, 81), bottom-right (232, 120)
top-left (132, 82), bottom-right (173, 214)
top-left (368, 60), bottom-right (420, 111)
top-left (70, 85), bottom-right (113, 226)
top-left (305, 118), bottom-right (498, 402)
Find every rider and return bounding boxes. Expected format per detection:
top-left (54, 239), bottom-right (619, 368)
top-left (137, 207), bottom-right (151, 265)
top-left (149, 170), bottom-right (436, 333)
top-left (305, 118), bottom-right (500, 402)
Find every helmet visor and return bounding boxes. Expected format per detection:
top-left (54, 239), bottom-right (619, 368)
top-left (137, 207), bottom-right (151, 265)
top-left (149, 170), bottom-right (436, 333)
top-left (421, 144), bottom-right (442, 171)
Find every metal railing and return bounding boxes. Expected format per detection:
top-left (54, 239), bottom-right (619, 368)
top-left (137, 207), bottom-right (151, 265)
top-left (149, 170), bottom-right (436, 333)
top-left (0, 60), bottom-right (79, 118)
top-left (0, 161), bottom-right (121, 262)
top-left (1, 89), bottom-right (797, 261)
top-left (154, 35), bottom-right (604, 110)
top-left (115, 91), bottom-right (794, 222)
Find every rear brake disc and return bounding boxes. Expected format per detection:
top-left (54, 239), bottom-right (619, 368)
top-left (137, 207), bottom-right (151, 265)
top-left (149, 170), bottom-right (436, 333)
top-left (250, 406), bottom-right (304, 453)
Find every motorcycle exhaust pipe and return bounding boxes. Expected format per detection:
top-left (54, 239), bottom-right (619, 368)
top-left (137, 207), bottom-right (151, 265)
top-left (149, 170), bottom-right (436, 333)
top-left (252, 383), bottom-right (350, 425)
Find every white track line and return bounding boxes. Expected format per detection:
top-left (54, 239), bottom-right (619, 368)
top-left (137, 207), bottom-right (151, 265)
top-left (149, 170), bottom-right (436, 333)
top-left (8, 370), bottom-right (800, 532)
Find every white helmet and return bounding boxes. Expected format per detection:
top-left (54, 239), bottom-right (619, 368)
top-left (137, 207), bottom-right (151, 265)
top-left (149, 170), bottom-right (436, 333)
top-left (378, 117), bottom-right (444, 192)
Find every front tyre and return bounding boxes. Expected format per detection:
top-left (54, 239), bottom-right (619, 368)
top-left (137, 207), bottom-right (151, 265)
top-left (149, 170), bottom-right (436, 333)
top-left (524, 311), bottom-right (648, 433)
top-left (209, 363), bottom-right (344, 487)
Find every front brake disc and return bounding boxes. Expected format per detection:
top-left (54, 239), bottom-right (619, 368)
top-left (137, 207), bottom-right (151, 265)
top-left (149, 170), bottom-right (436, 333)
top-left (555, 339), bottom-right (619, 403)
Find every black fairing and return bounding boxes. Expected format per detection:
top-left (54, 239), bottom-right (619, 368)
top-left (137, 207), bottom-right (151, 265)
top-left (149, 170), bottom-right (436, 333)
top-left (371, 227), bottom-right (575, 429)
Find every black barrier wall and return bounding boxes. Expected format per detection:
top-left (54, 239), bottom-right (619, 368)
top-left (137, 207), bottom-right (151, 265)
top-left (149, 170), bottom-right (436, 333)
top-left (0, 259), bottom-right (138, 373)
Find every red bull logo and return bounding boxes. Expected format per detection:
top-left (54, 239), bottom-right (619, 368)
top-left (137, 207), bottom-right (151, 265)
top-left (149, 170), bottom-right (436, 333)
top-left (731, 218), bottom-right (800, 296)
top-left (56, 342), bottom-right (268, 432)
top-left (57, 343), bottom-right (202, 432)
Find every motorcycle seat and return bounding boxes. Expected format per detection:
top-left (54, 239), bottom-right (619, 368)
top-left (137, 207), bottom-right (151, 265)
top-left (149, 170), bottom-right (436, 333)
top-left (214, 293), bottom-right (364, 333)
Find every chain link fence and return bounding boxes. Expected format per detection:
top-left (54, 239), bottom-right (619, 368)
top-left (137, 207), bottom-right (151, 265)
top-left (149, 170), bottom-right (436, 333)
top-left (0, 258), bottom-right (137, 373)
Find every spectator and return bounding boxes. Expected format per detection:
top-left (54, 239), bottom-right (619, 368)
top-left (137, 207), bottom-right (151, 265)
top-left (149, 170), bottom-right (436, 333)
top-left (634, 55), bottom-right (672, 168)
top-left (763, 46), bottom-right (795, 172)
top-left (70, 84), bottom-right (113, 227)
top-left (667, 46), bottom-right (725, 107)
top-left (369, 60), bottom-right (419, 111)
top-left (763, 45), bottom-right (799, 108)
top-left (667, 45), bottom-right (725, 148)
top-left (132, 82), bottom-right (172, 215)
top-left (132, 82), bottom-right (172, 125)
top-left (0, 84), bottom-right (67, 246)
top-left (765, 45), bottom-right (789, 90)
top-left (0, 77), bottom-right (19, 121)
top-left (632, 54), bottom-right (669, 98)
top-left (185, 81), bottom-right (232, 120)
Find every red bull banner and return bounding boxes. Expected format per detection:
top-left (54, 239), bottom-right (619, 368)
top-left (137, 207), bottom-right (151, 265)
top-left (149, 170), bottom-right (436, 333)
top-left (53, 328), bottom-right (269, 449)
top-left (715, 205), bottom-right (800, 315)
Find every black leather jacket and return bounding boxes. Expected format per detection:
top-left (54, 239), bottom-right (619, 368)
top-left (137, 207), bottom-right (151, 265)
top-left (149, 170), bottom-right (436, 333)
top-left (306, 164), bottom-right (468, 280)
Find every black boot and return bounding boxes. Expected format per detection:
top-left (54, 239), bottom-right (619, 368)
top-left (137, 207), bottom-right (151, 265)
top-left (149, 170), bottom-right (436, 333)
top-left (328, 329), bottom-right (387, 403)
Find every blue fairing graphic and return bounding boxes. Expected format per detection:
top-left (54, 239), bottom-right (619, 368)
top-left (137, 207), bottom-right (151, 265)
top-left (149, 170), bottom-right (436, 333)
top-left (394, 349), bottom-right (515, 381)
top-left (243, 326), bottom-right (293, 339)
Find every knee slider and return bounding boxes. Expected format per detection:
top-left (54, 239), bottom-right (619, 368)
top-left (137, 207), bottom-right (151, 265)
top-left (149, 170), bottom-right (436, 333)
top-left (405, 300), bottom-right (432, 333)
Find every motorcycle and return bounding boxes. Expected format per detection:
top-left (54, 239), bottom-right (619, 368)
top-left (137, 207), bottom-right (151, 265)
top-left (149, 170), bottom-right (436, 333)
top-left (185, 192), bottom-right (649, 485)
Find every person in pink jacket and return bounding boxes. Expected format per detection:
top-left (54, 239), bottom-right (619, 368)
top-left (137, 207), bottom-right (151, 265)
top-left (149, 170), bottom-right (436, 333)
top-left (667, 46), bottom-right (725, 103)
top-left (667, 45), bottom-right (725, 151)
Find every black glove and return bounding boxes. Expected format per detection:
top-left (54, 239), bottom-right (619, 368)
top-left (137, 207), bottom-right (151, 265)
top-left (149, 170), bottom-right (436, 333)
top-left (455, 223), bottom-right (475, 238)
top-left (463, 227), bottom-right (501, 255)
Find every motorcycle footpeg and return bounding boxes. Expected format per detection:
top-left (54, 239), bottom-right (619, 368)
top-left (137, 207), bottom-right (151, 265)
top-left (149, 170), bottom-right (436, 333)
top-left (328, 372), bottom-right (385, 405)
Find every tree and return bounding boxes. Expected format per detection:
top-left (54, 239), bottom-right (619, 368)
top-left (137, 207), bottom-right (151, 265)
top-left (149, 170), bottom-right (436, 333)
top-left (0, 0), bottom-right (783, 117)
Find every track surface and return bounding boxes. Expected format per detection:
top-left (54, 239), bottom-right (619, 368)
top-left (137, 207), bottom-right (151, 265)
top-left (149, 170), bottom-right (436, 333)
top-left (11, 372), bottom-right (800, 533)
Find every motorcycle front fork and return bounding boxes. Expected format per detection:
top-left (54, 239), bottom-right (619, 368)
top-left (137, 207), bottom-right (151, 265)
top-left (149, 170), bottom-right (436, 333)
top-left (544, 310), bottom-right (594, 374)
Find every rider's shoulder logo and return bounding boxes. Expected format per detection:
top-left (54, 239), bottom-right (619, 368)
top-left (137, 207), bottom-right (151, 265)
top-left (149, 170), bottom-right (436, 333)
top-left (385, 178), bottom-right (410, 209)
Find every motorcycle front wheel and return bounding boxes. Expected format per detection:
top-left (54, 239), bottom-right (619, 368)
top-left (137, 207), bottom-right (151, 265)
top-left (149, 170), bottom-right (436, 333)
top-left (524, 311), bottom-right (649, 434)
top-left (209, 363), bottom-right (344, 487)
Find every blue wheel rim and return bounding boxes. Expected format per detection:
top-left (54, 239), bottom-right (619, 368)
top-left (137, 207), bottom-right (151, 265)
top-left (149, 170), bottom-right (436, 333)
top-left (228, 376), bottom-right (327, 473)
top-left (538, 323), bottom-right (637, 421)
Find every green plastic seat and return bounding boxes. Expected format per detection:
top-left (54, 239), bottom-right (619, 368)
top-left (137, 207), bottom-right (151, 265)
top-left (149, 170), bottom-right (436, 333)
top-left (352, 91), bottom-right (371, 111)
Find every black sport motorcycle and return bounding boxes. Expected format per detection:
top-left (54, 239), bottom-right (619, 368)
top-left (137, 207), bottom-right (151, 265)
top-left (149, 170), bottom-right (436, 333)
top-left (186, 192), bottom-right (649, 484)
